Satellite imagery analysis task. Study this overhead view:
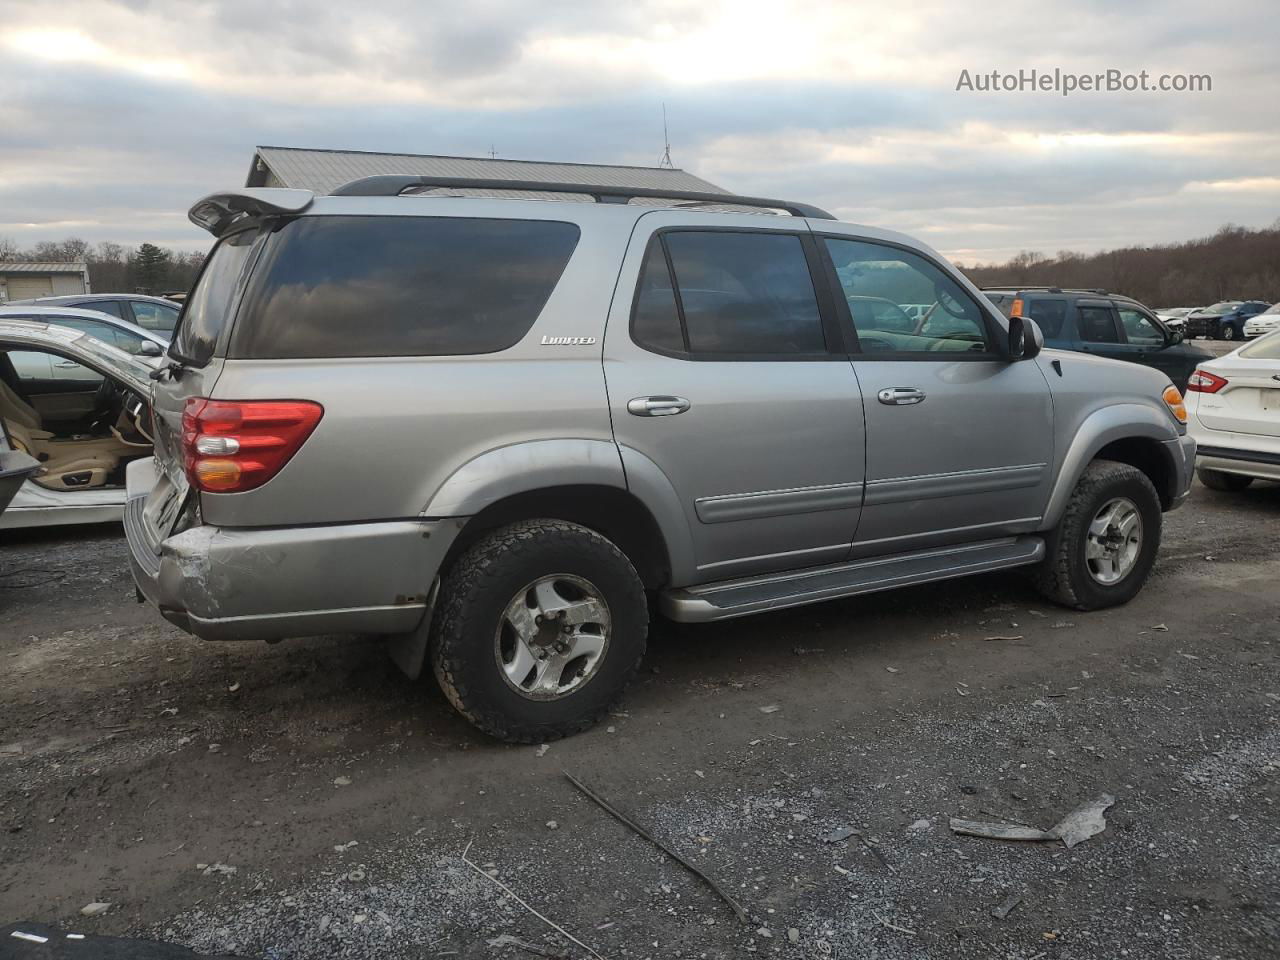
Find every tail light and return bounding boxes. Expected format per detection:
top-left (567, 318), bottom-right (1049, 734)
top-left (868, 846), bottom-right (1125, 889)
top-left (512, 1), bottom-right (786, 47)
top-left (1186, 370), bottom-right (1228, 394)
top-left (181, 399), bottom-right (323, 493)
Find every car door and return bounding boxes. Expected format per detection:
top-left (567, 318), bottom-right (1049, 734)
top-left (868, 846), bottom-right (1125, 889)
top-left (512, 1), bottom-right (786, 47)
top-left (604, 212), bottom-right (865, 583)
top-left (818, 231), bottom-right (1054, 557)
top-left (1113, 303), bottom-right (1187, 385)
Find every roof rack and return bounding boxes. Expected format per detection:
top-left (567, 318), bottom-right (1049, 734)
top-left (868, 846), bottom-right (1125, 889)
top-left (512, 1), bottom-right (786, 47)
top-left (981, 285), bottom-right (1108, 295)
top-left (329, 175), bottom-right (836, 220)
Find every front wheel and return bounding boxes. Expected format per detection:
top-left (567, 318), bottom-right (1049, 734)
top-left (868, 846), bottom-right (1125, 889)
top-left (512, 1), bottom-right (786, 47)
top-left (1197, 467), bottom-right (1253, 492)
top-left (430, 519), bottom-right (648, 743)
top-left (1219, 323), bottom-right (1239, 341)
top-left (1034, 460), bottom-right (1162, 611)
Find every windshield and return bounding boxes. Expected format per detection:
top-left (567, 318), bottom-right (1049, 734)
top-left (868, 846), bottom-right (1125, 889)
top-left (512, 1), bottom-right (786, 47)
top-left (1259, 303), bottom-right (1280, 316)
top-left (170, 228), bottom-right (260, 365)
top-left (1240, 329), bottom-right (1280, 358)
top-left (1200, 301), bottom-right (1241, 315)
top-left (64, 330), bottom-right (155, 387)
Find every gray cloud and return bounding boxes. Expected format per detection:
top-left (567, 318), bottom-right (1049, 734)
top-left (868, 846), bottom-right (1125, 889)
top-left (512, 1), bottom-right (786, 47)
top-left (0, 0), bottom-right (1276, 263)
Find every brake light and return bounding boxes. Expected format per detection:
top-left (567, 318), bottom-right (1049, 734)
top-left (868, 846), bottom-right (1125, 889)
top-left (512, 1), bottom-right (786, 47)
top-left (181, 399), bottom-right (323, 493)
top-left (1186, 370), bottom-right (1228, 394)
top-left (1009, 298), bottom-right (1024, 318)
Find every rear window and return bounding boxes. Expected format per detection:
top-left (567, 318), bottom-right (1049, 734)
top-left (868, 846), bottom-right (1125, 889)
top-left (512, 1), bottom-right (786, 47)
top-left (171, 229), bottom-right (260, 365)
top-left (230, 216), bottom-right (580, 359)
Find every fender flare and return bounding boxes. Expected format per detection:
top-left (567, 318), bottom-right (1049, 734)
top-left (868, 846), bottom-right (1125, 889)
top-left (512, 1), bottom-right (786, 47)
top-left (616, 444), bottom-right (698, 585)
top-left (422, 439), bottom-right (627, 517)
top-left (1042, 403), bottom-right (1180, 527)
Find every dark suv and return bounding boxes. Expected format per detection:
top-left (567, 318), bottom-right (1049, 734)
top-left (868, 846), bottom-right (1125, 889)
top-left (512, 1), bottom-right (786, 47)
top-left (983, 288), bottom-right (1212, 393)
top-left (1183, 300), bottom-right (1270, 341)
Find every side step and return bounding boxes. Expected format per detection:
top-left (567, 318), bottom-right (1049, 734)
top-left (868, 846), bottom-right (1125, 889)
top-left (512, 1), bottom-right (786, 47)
top-left (661, 535), bottom-right (1045, 622)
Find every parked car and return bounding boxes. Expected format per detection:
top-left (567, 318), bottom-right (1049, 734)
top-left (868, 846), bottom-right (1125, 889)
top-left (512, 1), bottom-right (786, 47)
top-left (1243, 302), bottom-right (1280, 339)
top-left (1185, 330), bottom-right (1280, 490)
top-left (6, 293), bottom-right (182, 334)
top-left (1184, 300), bottom-right (1271, 341)
top-left (981, 287), bottom-right (1212, 393)
top-left (1, 305), bottom-right (167, 382)
top-left (0, 320), bottom-right (157, 529)
top-left (1155, 307), bottom-right (1196, 330)
top-left (126, 177), bottom-right (1194, 743)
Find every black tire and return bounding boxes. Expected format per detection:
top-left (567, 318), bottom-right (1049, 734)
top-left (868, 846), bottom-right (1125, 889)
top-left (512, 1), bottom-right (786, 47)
top-left (1033, 459), bottom-right (1162, 611)
top-left (1197, 467), bottom-right (1253, 492)
top-left (430, 519), bottom-right (648, 743)
top-left (1220, 323), bottom-right (1239, 342)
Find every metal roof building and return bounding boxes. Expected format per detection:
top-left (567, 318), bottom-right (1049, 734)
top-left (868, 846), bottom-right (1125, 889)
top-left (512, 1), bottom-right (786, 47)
top-left (246, 145), bottom-right (729, 199)
top-left (0, 262), bottom-right (90, 302)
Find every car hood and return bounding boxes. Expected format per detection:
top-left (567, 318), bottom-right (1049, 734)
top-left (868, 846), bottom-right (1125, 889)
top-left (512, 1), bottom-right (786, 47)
top-left (0, 319), bottom-right (157, 394)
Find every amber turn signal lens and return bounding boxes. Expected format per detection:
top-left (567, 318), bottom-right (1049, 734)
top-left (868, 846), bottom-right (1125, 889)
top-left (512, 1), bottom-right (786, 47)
top-left (194, 458), bottom-right (243, 491)
top-left (1009, 298), bottom-right (1024, 318)
top-left (1162, 384), bottom-right (1187, 424)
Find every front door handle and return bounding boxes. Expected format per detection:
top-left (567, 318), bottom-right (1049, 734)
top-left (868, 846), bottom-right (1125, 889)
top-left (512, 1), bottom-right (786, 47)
top-left (627, 396), bottom-right (690, 417)
top-left (877, 387), bottom-right (926, 406)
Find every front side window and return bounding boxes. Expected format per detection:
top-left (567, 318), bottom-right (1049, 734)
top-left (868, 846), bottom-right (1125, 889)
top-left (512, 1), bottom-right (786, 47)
top-left (824, 238), bottom-right (988, 354)
top-left (231, 216), bottom-right (580, 359)
top-left (1117, 307), bottom-right (1164, 345)
top-left (631, 231), bottom-right (826, 356)
top-left (172, 229), bottom-right (260, 365)
top-left (1078, 306), bottom-right (1120, 343)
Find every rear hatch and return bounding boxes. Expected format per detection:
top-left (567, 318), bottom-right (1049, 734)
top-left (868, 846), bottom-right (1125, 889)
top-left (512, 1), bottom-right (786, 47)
top-left (1194, 342), bottom-right (1280, 438)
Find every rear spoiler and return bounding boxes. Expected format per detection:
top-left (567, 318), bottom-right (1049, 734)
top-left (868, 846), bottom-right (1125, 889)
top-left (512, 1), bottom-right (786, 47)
top-left (188, 188), bottom-right (314, 237)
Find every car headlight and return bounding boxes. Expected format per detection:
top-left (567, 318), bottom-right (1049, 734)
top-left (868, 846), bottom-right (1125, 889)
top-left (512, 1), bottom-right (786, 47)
top-left (1163, 385), bottom-right (1187, 424)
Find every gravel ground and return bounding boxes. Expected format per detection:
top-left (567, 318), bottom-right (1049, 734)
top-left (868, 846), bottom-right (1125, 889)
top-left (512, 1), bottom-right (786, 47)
top-left (1, 477), bottom-right (1277, 960)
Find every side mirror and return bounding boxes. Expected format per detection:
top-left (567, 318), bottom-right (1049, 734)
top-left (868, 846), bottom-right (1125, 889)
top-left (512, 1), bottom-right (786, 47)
top-left (1167, 330), bottom-right (1184, 345)
top-left (138, 340), bottom-right (164, 358)
top-left (1008, 315), bottom-right (1043, 360)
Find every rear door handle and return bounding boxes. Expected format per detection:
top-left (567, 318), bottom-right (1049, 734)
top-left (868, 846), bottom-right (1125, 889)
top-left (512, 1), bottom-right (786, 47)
top-left (877, 387), bottom-right (926, 406)
top-left (627, 396), bottom-right (690, 417)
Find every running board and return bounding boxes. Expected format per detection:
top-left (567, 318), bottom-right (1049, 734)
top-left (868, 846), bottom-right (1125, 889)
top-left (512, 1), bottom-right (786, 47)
top-left (661, 535), bottom-right (1045, 622)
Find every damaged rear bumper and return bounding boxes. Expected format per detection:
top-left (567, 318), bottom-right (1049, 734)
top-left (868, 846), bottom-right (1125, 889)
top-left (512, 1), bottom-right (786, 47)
top-left (124, 458), bottom-right (459, 641)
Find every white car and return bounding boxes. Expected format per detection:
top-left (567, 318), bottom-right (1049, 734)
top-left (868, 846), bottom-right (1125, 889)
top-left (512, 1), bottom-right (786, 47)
top-left (1185, 330), bottom-right (1280, 490)
top-left (1243, 302), bottom-right (1280, 339)
top-left (1155, 307), bottom-right (1195, 330)
top-left (0, 319), bottom-right (157, 529)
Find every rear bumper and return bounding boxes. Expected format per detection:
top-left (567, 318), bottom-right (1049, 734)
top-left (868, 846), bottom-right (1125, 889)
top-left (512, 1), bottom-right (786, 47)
top-left (124, 458), bottom-right (460, 641)
top-left (1165, 434), bottom-right (1196, 510)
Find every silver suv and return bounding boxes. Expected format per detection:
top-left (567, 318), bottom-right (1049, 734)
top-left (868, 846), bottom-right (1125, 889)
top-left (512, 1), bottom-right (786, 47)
top-left (126, 176), bottom-right (1195, 742)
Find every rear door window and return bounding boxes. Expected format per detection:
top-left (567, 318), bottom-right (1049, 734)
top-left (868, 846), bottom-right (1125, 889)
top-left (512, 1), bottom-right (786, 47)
top-left (1026, 299), bottom-right (1067, 338)
top-left (230, 216), bottom-right (580, 359)
top-left (1077, 305), bottom-right (1121, 343)
top-left (649, 231), bottom-right (826, 356)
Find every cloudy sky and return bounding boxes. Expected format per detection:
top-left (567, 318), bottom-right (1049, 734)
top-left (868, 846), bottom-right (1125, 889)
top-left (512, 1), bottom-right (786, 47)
top-left (1, 0), bottom-right (1276, 264)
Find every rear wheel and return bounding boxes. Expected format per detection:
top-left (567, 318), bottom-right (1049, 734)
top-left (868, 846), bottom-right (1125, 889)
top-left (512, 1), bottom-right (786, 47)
top-left (1197, 467), bottom-right (1253, 492)
top-left (1034, 460), bottom-right (1162, 610)
top-left (430, 519), bottom-right (648, 743)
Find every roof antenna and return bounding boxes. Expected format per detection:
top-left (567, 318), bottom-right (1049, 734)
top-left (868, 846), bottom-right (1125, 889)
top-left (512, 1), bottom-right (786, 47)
top-left (658, 103), bottom-right (674, 169)
top-left (489, 144), bottom-right (497, 159)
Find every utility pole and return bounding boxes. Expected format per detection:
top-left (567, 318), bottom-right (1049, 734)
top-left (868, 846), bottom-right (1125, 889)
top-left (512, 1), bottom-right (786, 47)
top-left (658, 103), bottom-right (674, 169)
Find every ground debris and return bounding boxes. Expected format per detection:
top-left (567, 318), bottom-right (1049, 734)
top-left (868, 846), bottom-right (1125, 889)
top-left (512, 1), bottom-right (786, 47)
top-left (487, 933), bottom-right (572, 959)
top-left (991, 892), bottom-right (1023, 919)
top-left (950, 794), bottom-right (1116, 848)
top-left (79, 902), bottom-right (111, 917)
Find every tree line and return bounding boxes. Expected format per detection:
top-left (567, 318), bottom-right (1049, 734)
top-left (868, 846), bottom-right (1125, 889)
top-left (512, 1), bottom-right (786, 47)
top-left (958, 220), bottom-right (1280, 308)
top-left (0, 237), bottom-right (206, 297)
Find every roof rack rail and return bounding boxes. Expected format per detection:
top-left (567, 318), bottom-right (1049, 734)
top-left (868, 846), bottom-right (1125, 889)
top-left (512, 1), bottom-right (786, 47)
top-left (329, 175), bottom-right (836, 220)
top-left (980, 285), bottom-right (1108, 295)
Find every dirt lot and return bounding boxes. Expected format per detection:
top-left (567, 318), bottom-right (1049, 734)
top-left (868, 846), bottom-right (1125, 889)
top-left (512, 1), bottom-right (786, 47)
top-left (1, 477), bottom-right (1277, 960)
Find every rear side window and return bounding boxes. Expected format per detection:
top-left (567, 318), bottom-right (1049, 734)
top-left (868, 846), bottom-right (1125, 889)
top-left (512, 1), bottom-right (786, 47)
top-left (231, 216), bottom-right (580, 359)
top-left (1027, 298), bottom-right (1067, 337)
top-left (631, 230), bottom-right (826, 357)
top-left (76, 300), bottom-right (124, 319)
top-left (172, 229), bottom-right (259, 365)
